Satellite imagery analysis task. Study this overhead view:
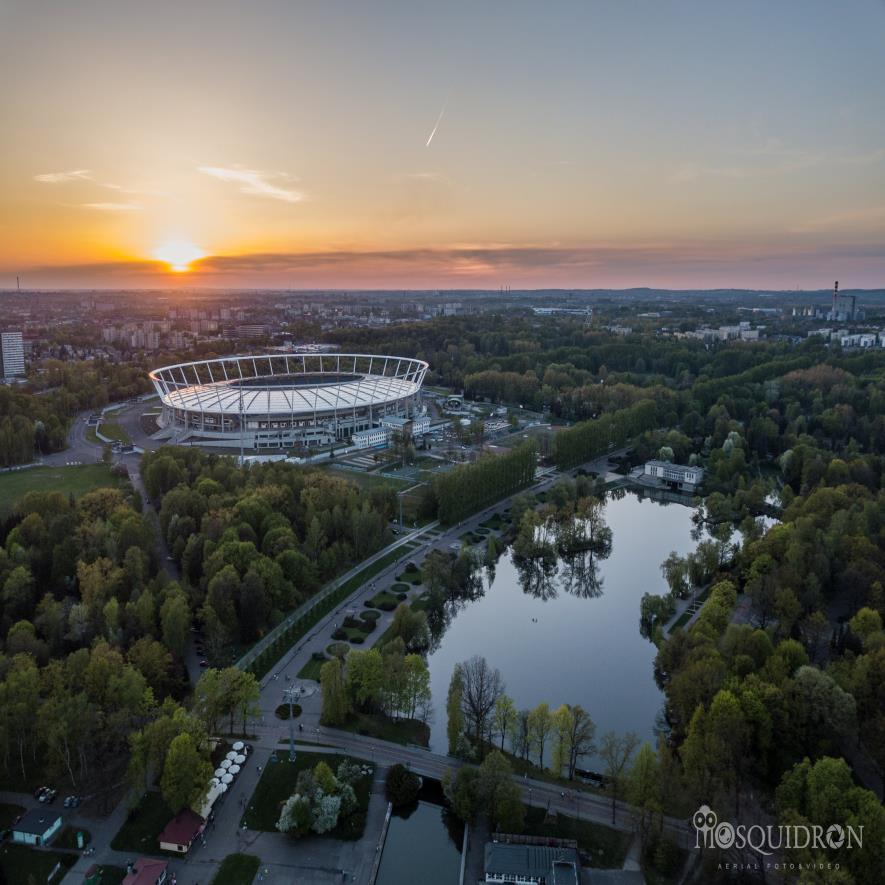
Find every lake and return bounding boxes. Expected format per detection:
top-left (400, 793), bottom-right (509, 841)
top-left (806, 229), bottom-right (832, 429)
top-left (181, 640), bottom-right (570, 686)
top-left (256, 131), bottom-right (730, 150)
top-left (425, 490), bottom-right (698, 760)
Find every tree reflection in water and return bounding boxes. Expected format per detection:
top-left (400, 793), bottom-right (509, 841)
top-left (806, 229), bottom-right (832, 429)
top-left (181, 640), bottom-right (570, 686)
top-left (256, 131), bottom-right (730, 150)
top-left (512, 495), bottom-right (613, 601)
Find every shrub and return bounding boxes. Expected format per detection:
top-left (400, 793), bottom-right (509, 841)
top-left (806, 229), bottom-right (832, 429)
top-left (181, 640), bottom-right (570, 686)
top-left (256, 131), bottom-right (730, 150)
top-left (391, 583), bottom-right (410, 593)
top-left (360, 610), bottom-right (381, 622)
top-left (275, 703), bottom-right (302, 720)
top-left (332, 628), bottom-right (347, 640)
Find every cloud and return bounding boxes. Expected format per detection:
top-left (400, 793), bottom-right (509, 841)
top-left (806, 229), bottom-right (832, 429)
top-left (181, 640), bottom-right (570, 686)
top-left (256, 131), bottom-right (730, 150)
top-left (34, 170), bottom-right (93, 184)
top-left (197, 166), bottom-right (303, 203)
top-left (77, 202), bottom-right (142, 211)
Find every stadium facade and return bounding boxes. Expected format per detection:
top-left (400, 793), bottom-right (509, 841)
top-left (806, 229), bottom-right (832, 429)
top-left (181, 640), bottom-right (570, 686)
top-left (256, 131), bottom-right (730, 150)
top-left (149, 353), bottom-right (428, 450)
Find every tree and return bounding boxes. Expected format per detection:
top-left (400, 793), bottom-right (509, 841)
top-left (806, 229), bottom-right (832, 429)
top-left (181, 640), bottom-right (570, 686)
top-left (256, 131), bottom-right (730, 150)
top-left (527, 703), bottom-right (553, 769)
top-left (386, 763), bottom-right (421, 807)
top-left (443, 766), bottom-right (481, 823)
top-left (447, 664), bottom-right (467, 756)
top-left (160, 732), bottom-right (212, 814)
top-left (389, 603), bottom-right (430, 651)
top-left (320, 658), bottom-right (350, 726)
top-left (478, 750), bottom-right (524, 834)
top-left (627, 742), bottom-right (662, 845)
top-left (598, 731), bottom-right (639, 824)
top-left (160, 591), bottom-right (190, 656)
top-left (493, 695), bottom-right (518, 751)
top-left (459, 655), bottom-right (504, 749)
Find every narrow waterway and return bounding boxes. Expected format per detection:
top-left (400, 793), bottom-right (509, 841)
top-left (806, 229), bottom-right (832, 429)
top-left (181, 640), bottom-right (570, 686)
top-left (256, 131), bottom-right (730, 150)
top-left (375, 800), bottom-right (462, 885)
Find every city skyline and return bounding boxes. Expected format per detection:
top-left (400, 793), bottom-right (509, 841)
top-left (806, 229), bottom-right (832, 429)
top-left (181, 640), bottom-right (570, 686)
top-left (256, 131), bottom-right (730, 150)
top-left (3, 0), bottom-right (885, 289)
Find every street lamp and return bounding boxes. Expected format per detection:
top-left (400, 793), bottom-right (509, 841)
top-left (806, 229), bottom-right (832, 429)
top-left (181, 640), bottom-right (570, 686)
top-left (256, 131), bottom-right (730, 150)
top-left (283, 684), bottom-right (301, 763)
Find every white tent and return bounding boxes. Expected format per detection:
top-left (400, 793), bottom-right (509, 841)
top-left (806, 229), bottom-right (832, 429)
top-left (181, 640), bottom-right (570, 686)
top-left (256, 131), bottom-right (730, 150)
top-left (211, 776), bottom-right (221, 786)
top-left (225, 751), bottom-right (238, 761)
top-left (221, 773), bottom-right (233, 785)
top-left (234, 754), bottom-right (246, 765)
top-left (214, 768), bottom-right (225, 778)
top-left (220, 759), bottom-right (231, 770)
top-left (197, 781), bottom-right (224, 820)
top-left (232, 741), bottom-right (245, 751)
top-left (219, 782), bottom-right (228, 793)
top-left (228, 764), bottom-right (241, 775)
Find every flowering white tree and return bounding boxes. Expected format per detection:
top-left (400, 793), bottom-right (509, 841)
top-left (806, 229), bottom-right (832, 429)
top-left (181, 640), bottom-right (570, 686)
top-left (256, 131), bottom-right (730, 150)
top-left (312, 794), bottom-right (342, 834)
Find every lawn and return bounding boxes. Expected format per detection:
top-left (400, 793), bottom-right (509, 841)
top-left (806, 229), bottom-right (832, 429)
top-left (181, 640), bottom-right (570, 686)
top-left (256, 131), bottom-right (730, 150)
top-left (242, 753), bottom-right (374, 840)
top-left (110, 791), bottom-right (173, 853)
top-left (522, 806), bottom-right (631, 868)
top-left (339, 712), bottom-right (430, 747)
top-left (395, 565), bottom-right (422, 585)
top-left (364, 590), bottom-right (400, 611)
top-left (98, 420), bottom-right (131, 444)
top-left (90, 866), bottom-right (127, 885)
top-left (211, 853), bottom-right (261, 885)
top-left (56, 825), bottom-right (91, 849)
top-left (0, 803), bottom-right (24, 828)
top-left (297, 654), bottom-right (327, 681)
top-left (0, 464), bottom-right (122, 518)
top-left (0, 844), bottom-right (77, 883)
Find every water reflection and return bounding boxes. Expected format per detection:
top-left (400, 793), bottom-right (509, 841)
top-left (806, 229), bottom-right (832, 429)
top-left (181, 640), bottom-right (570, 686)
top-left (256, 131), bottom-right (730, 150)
top-left (375, 800), bottom-right (463, 885)
top-left (424, 491), bottom-right (699, 758)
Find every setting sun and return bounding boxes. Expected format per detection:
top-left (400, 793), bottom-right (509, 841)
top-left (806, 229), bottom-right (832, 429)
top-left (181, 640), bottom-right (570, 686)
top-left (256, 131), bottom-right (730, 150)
top-left (153, 239), bottom-right (206, 273)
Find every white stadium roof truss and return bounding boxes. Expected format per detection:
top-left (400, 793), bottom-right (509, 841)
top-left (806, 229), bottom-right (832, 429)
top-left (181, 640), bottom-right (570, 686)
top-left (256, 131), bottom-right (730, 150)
top-left (149, 353), bottom-right (428, 422)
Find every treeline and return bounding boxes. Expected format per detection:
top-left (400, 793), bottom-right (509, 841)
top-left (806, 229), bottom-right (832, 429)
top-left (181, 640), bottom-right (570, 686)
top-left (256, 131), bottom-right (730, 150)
top-left (142, 447), bottom-right (397, 649)
top-left (553, 399), bottom-right (657, 469)
top-left (0, 359), bottom-right (150, 467)
top-left (431, 441), bottom-right (536, 525)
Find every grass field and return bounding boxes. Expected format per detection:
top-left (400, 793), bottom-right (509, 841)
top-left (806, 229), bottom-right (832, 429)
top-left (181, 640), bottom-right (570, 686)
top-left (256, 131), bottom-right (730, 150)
top-left (242, 753), bottom-right (373, 839)
top-left (211, 853), bottom-right (261, 885)
top-left (339, 712), bottom-right (430, 747)
top-left (0, 844), bottom-right (77, 883)
top-left (0, 464), bottom-right (122, 518)
top-left (110, 791), bottom-right (173, 853)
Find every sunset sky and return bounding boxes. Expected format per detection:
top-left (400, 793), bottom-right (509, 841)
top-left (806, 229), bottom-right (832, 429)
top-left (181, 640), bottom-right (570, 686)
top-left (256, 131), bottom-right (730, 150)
top-left (2, 0), bottom-right (884, 289)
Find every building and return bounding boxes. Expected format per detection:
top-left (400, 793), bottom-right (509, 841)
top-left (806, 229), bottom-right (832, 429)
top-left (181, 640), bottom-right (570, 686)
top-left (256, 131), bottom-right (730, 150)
top-left (158, 808), bottom-right (204, 854)
top-left (484, 842), bottom-right (581, 885)
top-left (0, 330), bottom-right (25, 377)
top-left (122, 857), bottom-right (169, 885)
top-left (352, 427), bottom-right (390, 449)
top-left (150, 352), bottom-right (428, 451)
top-left (643, 460), bottom-right (704, 492)
top-left (10, 808), bottom-right (62, 846)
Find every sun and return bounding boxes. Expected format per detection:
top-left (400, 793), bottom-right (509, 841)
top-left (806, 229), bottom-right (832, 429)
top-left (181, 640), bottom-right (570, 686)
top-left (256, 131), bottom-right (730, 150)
top-left (153, 239), bottom-right (206, 272)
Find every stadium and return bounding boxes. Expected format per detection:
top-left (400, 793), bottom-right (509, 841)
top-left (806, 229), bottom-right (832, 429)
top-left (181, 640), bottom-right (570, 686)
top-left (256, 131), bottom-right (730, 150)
top-left (149, 353), bottom-right (428, 451)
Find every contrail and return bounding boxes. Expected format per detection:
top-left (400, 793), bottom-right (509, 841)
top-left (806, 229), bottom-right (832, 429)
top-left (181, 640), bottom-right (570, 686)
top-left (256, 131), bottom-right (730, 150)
top-left (425, 102), bottom-right (447, 147)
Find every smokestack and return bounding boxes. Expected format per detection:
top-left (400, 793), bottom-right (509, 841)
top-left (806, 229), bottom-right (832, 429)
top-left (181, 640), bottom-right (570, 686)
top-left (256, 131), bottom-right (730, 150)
top-left (833, 280), bottom-right (839, 314)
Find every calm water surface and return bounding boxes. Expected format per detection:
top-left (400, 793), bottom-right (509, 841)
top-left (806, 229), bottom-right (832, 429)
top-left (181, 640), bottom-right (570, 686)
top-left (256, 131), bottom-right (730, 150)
top-left (425, 491), bottom-right (698, 759)
top-left (375, 800), bottom-right (462, 885)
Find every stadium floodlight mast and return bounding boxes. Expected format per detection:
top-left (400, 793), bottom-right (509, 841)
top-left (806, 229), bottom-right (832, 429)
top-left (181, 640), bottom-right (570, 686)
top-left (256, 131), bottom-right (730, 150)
top-left (282, 684), bottom-right (302, 762)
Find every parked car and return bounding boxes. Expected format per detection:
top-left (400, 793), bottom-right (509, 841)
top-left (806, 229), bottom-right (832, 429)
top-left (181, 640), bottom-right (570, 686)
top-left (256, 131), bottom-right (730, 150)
top-left (34, 786), bottom-right (50, 801)
top-left (40, 788), bottom-right (58, 803)
top-left (63, 795), bottom-right (82, 808)
top-left (199, 659), bottom-right (210, 668)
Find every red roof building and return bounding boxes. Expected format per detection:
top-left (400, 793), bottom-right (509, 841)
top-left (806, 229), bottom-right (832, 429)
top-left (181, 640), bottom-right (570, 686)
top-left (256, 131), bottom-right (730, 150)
top-left (158, 808), bottom-right (204, 854)
top-left (122, 856), bottom-right (169, 885)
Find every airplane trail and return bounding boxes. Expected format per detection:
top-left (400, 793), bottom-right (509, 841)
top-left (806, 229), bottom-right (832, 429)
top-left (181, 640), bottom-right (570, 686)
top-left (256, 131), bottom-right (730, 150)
top-left (425, 102), bottom-right (447, 147)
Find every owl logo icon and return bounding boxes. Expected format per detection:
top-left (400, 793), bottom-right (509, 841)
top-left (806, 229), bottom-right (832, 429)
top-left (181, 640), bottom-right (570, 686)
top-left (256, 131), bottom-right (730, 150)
top-left (693, 805), bottom-right (718, 848)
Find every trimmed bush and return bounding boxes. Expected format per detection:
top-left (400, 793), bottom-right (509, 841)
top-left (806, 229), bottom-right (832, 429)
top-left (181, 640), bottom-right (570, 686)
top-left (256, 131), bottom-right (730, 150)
top-left (332, 628), bottom-right (347, 640)
top-left (275, 703), bottom-right (302, 720)
top-left (385, 763), bottom-right (421, 808)
top-left (360, 609), bottom-right (381, 622)
top-left (391, 583), bottom-right (410, 593)
top-left (327, 642), bottom-right (351, 658)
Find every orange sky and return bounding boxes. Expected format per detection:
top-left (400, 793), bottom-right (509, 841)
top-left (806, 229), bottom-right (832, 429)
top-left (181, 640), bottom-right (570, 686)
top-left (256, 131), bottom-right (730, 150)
top-left (2, 0), bottom-right (884, 289)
